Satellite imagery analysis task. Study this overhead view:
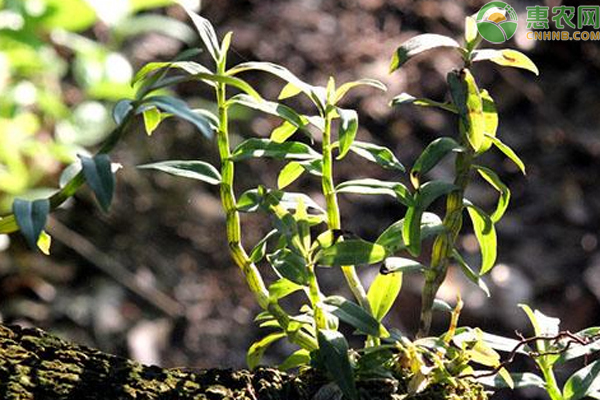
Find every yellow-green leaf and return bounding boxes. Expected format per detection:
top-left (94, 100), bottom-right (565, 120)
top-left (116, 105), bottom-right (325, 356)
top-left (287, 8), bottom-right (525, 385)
top-left (367, 272), bottom-right (403, 321)
top-left (471, 49), bottom-right (539, 76)
top-left (37, 231), bottom-right (52, 255)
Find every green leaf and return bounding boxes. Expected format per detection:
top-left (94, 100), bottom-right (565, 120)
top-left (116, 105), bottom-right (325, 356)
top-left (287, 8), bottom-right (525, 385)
top-left (12, 199), bottom-right (50, 250)
top-left (376, 212), bottom-right (444, 254)
top-left (246, 332), bottom-right (287, 370)
top-left (323, 296), bottom-right (388, 338)
top-left (142, 107), bottom-right (162, 136)
top-left (231, 139), bottom-right (321, 162)
top-left (402, 206), bottom-right (424, 257)
top-left (479, 90), bottom-right (498, 153)
top-left (268, 278), bottom-right (304, 300)
top-left (451, 249), bottom-right (490, 297)
top-left (334, 79), bottom-right (386, 104)
top-left (37, 231), bottom-right (52, 255)
top-left (133, 61), bottom-right (213, 87)
top-left (367, 272), bottom-right (403, 321)
top-left (486, 134), bottom-right (526, 174)
top-left (563, 360), bottom-right (600, 400)
top-left (411, 138), bottom-right (463, 188)
top-left (471, 49), bottom-right (539, 76)
top-left (80, 154), bottom-right (115, 212)
top-left (279, 349), bottom-right (311, 370)
top-left (381, 257), bottom-right (426, 274)
top-left (448, 69), bottom-right (485, 152)
top-left (237, 189), bottom-right (324, 215)
top-left (336, 179), bottom-right (412, 206)
top-left (250, 229), bottom-right (278, 263)
top-left (227, 94), bottom-right (306, 128)
top-left (183, 9), bottom-right (221, 63)
top-left (278, 83), bottom-right (303, 100)
top-left (226, 62), bottom-right (324, 110)
top-left (138, 160), bottom-right (221, 185)
top-left (556, 337), bottom-right (600, 365)
top-left (270, 121), bottom-right (299, 144)
top-left (477, 372), bottom-right (546, 389)
top-left (317, 330), bottom-right (358, 400)
top-left (473, 165), bottom-right (510, 223)
top-left (390, 93), bottom-right (458, 113)
top-left (40, 0), bottom-right (96, 32)
top-left (267, 249), bottom-right (309, 286)
top-left (349, 141), bottom-right (405, 171)
top-left (336, 108), bottom-right (358, 160)
top-left (112, 100), bottom-right (134, 125)
top-left (278, 162), bottom-right (305, 189)
top-left (192, 73), bottom-right (261, 100)
top-left (466, 203), bottom-right (497, 274)
top-left (464, 16), bottom-right (479, 52)
top-left (390, 34), bottom-right (461, 72)
top-left (418, 181), bottom-right (457, 209)
top-left (144, 96), bottom-right (213, 138)
top-left (316, 240), bottom-right (386, 267)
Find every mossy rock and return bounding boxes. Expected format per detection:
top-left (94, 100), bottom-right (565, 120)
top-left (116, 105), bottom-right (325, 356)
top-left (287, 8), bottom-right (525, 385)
top-left (0, 324), bottom-right (487, 399)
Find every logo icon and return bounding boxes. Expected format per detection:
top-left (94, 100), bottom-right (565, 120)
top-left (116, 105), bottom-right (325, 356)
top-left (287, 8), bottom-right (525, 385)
top-left (476, 1), bottom-right (518, 43)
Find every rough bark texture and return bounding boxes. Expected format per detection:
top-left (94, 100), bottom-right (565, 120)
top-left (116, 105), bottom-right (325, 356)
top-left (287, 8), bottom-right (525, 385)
top-left (0, 324), bottom-right (318, 400)
top-left (0, 324), bottom-right (487, 400)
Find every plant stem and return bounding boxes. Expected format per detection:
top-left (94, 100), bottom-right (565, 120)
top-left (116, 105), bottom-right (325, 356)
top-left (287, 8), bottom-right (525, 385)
top-left (321, 112), bottom-right (372, 314)
top-left (214, 82), bottom-right (317, 351)
top-left (541, 366), bottom-right (564, 400)
top-left (418, 150), bottom-right (473, 338)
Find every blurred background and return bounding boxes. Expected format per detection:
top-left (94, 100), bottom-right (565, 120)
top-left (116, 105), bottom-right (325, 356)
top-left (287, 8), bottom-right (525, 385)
top-left (0, 0), bottom-right (599, 398)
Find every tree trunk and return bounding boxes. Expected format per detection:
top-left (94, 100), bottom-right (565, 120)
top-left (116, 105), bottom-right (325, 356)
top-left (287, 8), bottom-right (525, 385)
top-left (0, 324), bottom-right (487, 400)
top-left (0, 324), bottom-right (319, 400)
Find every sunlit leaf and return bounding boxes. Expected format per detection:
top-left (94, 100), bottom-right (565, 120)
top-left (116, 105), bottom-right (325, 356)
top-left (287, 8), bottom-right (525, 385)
top-left (278, 83), bottom-right (303, 100)
top-left (464, 16), bottom-right (479, 51)
top-left (334, 79), bottom-right (386, 104)
top-left (381, 257), bottom-right (426, 274)
top-left (227, 94), bottom-right (306, 128)
top-left (448, 69), bottom-right (485, 151)
top-left (471, 49), bottom-right (539, 76)
top-left (376, 212), bottom-right (444, 254)
top-left (12, 199), bottom-right (50, 250)
top-left (316, 240), bottom-right (386, 267)
top-left (336, 179), bottom-right (412, 206)
top-left (279, 349), bottom-right (311, 370)
top-left (478, 90), bottom-right (498, 153)
top-left (80, 154), bottom-right (115, 212)
top-left (270, 121), bottom-right (298, 144)
top-left (466, 203), bottom-right (497, 274)
top-left (184, 9), bottom-right (221, 62)
top-left (337, 108), bottom-right (358, 160)
top-left (390, 93), bottom-right (458, 113)
top-left (349, 141), bottom-right (405, 171)
top-left (473, 165), bottom-right (510, 222)
top-left (486, 134), bottom-right (526, 174)
top-left (367, 272), bottom-right (402, 321)
top-left (142, 106), bottom-right (162, 136)
top-left (563, 360), bottom-right (600, 400)
top-left (278, 162), bottom-right (305, 189)
top-left (268, 278), bottom-right (304, 300)
top-left (390, 34), bottom-right (461, 72)
top-left (477, 372), bottom-right (546, 389)
top-left (402, 206), bottom-right (424, 257)
top-left (37, 231), bottom-right (52, 255)
top-left (231, 139), bottom-right (321, 162)
top-left (133, 61), bottom-right (213, 87)
top-left (144, 96), bottom-right (213, 138)
top-left (138, 160), bottom-right (221, 185)
top-left (246, 332), bottom-right (287, 370)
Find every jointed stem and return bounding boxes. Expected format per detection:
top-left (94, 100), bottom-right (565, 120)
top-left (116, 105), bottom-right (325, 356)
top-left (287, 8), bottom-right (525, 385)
top-left (321, 112), bottom-right (372, 315)
top-left (418, 151), bottom-right (473, 338)
top-left (214, 82), bottom-right (317, 351)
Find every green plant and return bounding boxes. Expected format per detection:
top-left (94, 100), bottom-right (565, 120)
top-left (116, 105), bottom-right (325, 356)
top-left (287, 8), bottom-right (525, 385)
top-left (1, 7), bottom-right (599, 400)
top-left (0, 0), bottom-right (193, 213)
